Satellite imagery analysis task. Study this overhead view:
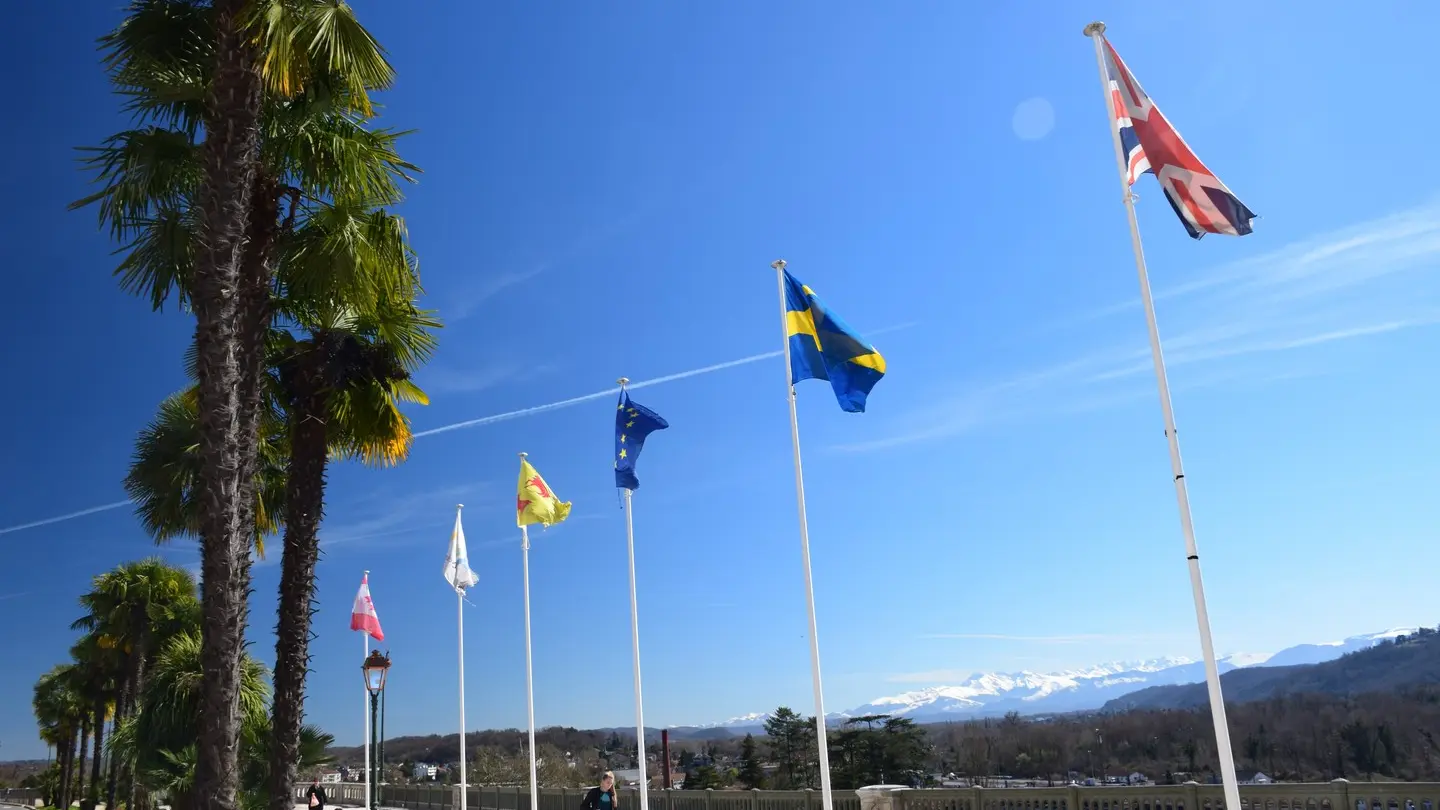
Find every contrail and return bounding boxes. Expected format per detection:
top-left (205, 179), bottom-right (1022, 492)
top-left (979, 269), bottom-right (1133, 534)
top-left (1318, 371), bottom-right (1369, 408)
top-left (412, 349), bottom-right (782, 438)
top-left (0, 322), bottom-right (916, 537)
top-left (0, 350), bottom-right (783, 535)
top-left (0, 500), bottom-right (133, 537)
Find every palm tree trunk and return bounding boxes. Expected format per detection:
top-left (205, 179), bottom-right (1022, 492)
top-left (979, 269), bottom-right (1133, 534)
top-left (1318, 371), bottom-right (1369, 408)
top-left (267, 358), bottom-right (330, 810)
top-left (124, 642), bottom-right (150, 810)
top-left (189, 1), bottom-right (263, 809)
top-left (88, 699), bottom-right (106, 810)
top-left (76, 721), bottom-right (90, 809)
top-left (60, 731), bottom-right (77, 810)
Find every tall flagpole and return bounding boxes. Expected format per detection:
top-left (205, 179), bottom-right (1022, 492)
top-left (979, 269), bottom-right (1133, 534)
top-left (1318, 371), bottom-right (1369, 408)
top-left (618, 378), bottom-right (651, 810)
top-left (457, 505), bottom-right (469, 810)
top-left (770, 259), bottom-right (835, 810)
top-left (363, 570), bottom-right (372, 810)
top-left (519, 455), bottom-right (540, 810)
top-left (1083, 22), bottom-right (1242, 810)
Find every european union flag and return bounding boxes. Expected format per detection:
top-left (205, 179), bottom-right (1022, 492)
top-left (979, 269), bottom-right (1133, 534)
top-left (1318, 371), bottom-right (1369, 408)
top-left (615, 391), bottom-right (668, 490)
top-left (783, 269), bottom-right (886, 412)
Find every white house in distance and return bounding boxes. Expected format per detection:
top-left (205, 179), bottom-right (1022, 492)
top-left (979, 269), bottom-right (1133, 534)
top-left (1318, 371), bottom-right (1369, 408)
top-left (412, 763), bottom-right (439, 781)
top-left (1236, 770), bottom-right (1274, 785)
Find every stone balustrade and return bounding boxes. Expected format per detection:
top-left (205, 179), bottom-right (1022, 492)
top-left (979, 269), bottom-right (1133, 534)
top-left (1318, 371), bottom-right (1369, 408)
top-left (292, 782), bottom-right (1440, 810)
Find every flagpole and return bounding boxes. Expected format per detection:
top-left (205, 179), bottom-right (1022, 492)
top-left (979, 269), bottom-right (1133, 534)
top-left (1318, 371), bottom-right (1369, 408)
top-left (770, 259), bottom-right (835, 810)
top-left (618, 378), bottom-right (651, 810)
top-left (519, 456), bottom-right (540, 810)
top-left (1083, 22), bottom-right (1242, 810)
top-left (457, 505), bottom-right (469, 810)
top-left (363, 570), bottom-right (372, 810)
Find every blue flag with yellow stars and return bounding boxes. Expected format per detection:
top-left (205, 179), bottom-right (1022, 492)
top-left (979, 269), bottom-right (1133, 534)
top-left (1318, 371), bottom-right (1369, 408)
top-left (783, 269), bottom-right (886, 412)
top-left (615, 391), bottom-right (668, 490)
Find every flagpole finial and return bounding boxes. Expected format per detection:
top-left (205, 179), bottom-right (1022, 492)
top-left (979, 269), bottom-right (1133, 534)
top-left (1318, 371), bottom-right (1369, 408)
top-left (457, 504), bottom-right (464, 510)
top-left (771, 259), bottom-right (787, 271)
top-left (1083, 21), bottom-right (1106, 37)
top-left (519, 452), bottom-right (528, 458)
top-left (617, 377), bottom-right (630, 388)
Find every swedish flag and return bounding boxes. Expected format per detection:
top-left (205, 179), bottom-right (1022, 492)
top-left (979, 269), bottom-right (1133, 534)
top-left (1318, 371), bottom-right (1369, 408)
top-left (783, 269), bottom-right (886, 412)
top-left (615, 392), bottom-right (668, 490)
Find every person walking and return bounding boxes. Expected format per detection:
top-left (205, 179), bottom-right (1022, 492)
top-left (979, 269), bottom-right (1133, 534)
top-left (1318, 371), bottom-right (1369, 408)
top-left (580, 772), bottom-right (619, 810)
top-left (307, 780), bottom-right (327, 810)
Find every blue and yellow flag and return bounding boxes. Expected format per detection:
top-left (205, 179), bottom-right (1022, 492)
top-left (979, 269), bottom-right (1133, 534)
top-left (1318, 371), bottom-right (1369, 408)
top-left (615, 392), bottom-right (668, 490)
top-left (783, 269), bottom-right (886, 412)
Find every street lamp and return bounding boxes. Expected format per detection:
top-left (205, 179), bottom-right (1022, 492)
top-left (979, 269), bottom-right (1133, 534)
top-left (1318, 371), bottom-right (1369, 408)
top-left (363, 651), bottom-right (391, 810)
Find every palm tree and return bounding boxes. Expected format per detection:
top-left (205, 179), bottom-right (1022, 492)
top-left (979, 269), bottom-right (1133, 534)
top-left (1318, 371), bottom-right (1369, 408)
top-left (109, 629), bottom-right (271, 810)
top-left (69, 633), bottom-right (119, 810)
top-left (81, 3), bottom-right (399, 805)
top-left (266, 288), bottom-right (436, 809)
top-left (34, 666), bottom-right (86, 810)
top-left (72, 559), bottom-right (201, 810)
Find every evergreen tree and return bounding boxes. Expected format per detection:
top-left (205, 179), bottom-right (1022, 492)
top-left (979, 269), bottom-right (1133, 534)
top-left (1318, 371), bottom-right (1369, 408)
top-left (739, 734), bottom-right (766, 788)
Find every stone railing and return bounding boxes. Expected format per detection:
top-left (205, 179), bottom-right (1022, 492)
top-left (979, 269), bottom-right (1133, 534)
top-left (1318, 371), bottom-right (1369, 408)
top-left (0, 787), bottom-right (44, 807)
top-left (293, 783), bottom-right (1440, 810)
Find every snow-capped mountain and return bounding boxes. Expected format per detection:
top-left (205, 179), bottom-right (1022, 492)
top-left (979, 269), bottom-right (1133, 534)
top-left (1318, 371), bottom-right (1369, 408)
top-left (689, 628), bottom-right (1416, 730)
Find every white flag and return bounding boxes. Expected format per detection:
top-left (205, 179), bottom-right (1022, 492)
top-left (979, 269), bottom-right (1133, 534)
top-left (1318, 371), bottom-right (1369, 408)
top-left (444, 507), bottom-right (479, 593)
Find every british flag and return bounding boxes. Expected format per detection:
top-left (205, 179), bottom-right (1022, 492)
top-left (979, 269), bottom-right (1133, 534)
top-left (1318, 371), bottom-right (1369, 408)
top-left (1102, 37), bottom-right (1256, 239)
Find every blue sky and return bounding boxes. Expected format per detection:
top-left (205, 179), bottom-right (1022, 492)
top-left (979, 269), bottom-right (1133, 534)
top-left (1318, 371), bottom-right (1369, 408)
top-left (3, 1), bottom-right (1440, 760)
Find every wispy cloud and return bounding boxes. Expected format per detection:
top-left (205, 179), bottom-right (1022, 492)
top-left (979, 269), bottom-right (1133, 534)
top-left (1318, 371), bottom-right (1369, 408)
top-left (839, 200), bottom-right (1440, 452)
top-left (0, 591), bottom-right (31, 602)
top-left (921, 632), bottom-right (1173, 643)
top-left (421, 362), bottom-right (559, 395)
top-left (446, 265), bottom-right (549, 321)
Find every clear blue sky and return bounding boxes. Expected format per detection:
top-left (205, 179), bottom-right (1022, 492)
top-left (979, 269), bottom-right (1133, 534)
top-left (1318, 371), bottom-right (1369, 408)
top-left (3, 1), bottom-right (1440, 760)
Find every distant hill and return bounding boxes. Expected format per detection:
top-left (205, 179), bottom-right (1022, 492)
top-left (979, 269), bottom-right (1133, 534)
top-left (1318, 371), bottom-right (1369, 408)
top-left (1102, 629), bottom-right (1440, 711)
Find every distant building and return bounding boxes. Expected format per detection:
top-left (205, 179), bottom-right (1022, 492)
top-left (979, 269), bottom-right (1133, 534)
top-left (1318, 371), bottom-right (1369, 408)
top-left (1235, 770), bottom-right (1273, 785)
top-left (413, 763), bottom-right (439, 781)
top-left (1126, 773), bottom-right (1147, 785)
top-left (319, 772), bottom-right (342, 784)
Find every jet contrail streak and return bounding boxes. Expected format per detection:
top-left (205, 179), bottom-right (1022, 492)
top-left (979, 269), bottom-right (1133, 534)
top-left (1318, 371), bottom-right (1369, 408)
top-left (0, 321), bottom-right (916, 537)
top-left (411, 349), bottom-right (782, 438)
top-left (0, 350), bottom-right (783, 535)
top-left (0, 500), bottom-right (133, 537)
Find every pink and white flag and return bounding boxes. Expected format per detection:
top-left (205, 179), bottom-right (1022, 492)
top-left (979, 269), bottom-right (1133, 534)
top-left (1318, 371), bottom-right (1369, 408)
top-left (350, 574), bottom-right (385, 641)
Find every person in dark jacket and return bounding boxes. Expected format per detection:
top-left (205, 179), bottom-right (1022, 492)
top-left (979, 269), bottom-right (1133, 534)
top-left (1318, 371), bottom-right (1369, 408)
top-left (580, 772), bottom-right (618, 810)
top-left (307, 780), bottom-right (327, 810)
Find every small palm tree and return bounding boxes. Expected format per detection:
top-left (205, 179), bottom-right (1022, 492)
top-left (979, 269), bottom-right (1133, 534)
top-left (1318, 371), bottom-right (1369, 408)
top-left (72, 559), bottom-right (200, 810)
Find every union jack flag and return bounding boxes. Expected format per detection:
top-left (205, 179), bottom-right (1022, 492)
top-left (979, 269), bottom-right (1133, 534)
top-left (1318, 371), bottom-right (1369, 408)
top-left (1102, 37), bottom-right (1256, 239)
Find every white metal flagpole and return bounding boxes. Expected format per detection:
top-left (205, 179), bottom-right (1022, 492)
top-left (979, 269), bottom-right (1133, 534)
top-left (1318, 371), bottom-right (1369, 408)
top-left (520, 499), bottom-right (539, 810)
top-left (457, 505), bottom-right (469, 810)
top-left (363, 570), bottom-right (372, 810)
top-left (770, 259), bottom-right (836, 810)
top-left (616, 377), bottom-right (652, 810)
top-left (623, 488), bottom-right (650, 809)
top-left (1083, 22), bottom-right (1242, 810)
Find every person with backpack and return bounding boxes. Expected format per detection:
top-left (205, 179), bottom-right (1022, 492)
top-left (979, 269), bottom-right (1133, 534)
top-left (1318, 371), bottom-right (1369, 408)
top-left (580, 771), bottom-right (619, 810)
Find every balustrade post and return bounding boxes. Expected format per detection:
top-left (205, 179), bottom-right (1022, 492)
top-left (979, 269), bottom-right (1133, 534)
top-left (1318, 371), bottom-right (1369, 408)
top-left (1068, 784), bottom-right (1082, 810)
top-left (972, 786), bottom-right (986, 810)
top-left (752, 787), bottom-right (762, 810)
top-left (1185, 781), bottom-right (1200, 810)
top-left (706, 788), bottom-right (715, 810)
top-left (1330, 779), bottom-right (1352, 810)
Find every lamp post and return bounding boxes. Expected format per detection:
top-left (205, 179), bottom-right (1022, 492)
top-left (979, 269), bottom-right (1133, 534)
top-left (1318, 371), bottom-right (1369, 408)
top-left (363, 651), bottom-right (392, 810)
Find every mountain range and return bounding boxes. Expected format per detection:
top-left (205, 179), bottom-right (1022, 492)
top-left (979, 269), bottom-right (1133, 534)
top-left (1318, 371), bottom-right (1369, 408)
top-left (689, 628), bottom-right (1415, 731)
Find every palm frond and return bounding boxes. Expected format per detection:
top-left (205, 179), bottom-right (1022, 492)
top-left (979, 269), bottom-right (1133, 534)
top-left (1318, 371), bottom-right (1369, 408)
top-left (248, 0), bottom-right (394, 115)
top-left (70, 127), bottom-right (201, 239)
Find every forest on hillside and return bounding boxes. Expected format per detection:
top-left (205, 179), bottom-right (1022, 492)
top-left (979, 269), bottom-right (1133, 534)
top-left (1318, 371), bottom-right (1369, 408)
top-left (330, 687), bottom-right (1440, 787)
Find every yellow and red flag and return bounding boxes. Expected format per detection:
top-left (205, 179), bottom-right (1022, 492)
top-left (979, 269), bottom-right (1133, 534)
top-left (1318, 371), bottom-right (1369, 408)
top-left (516, 456), bottom-right (571, 528)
